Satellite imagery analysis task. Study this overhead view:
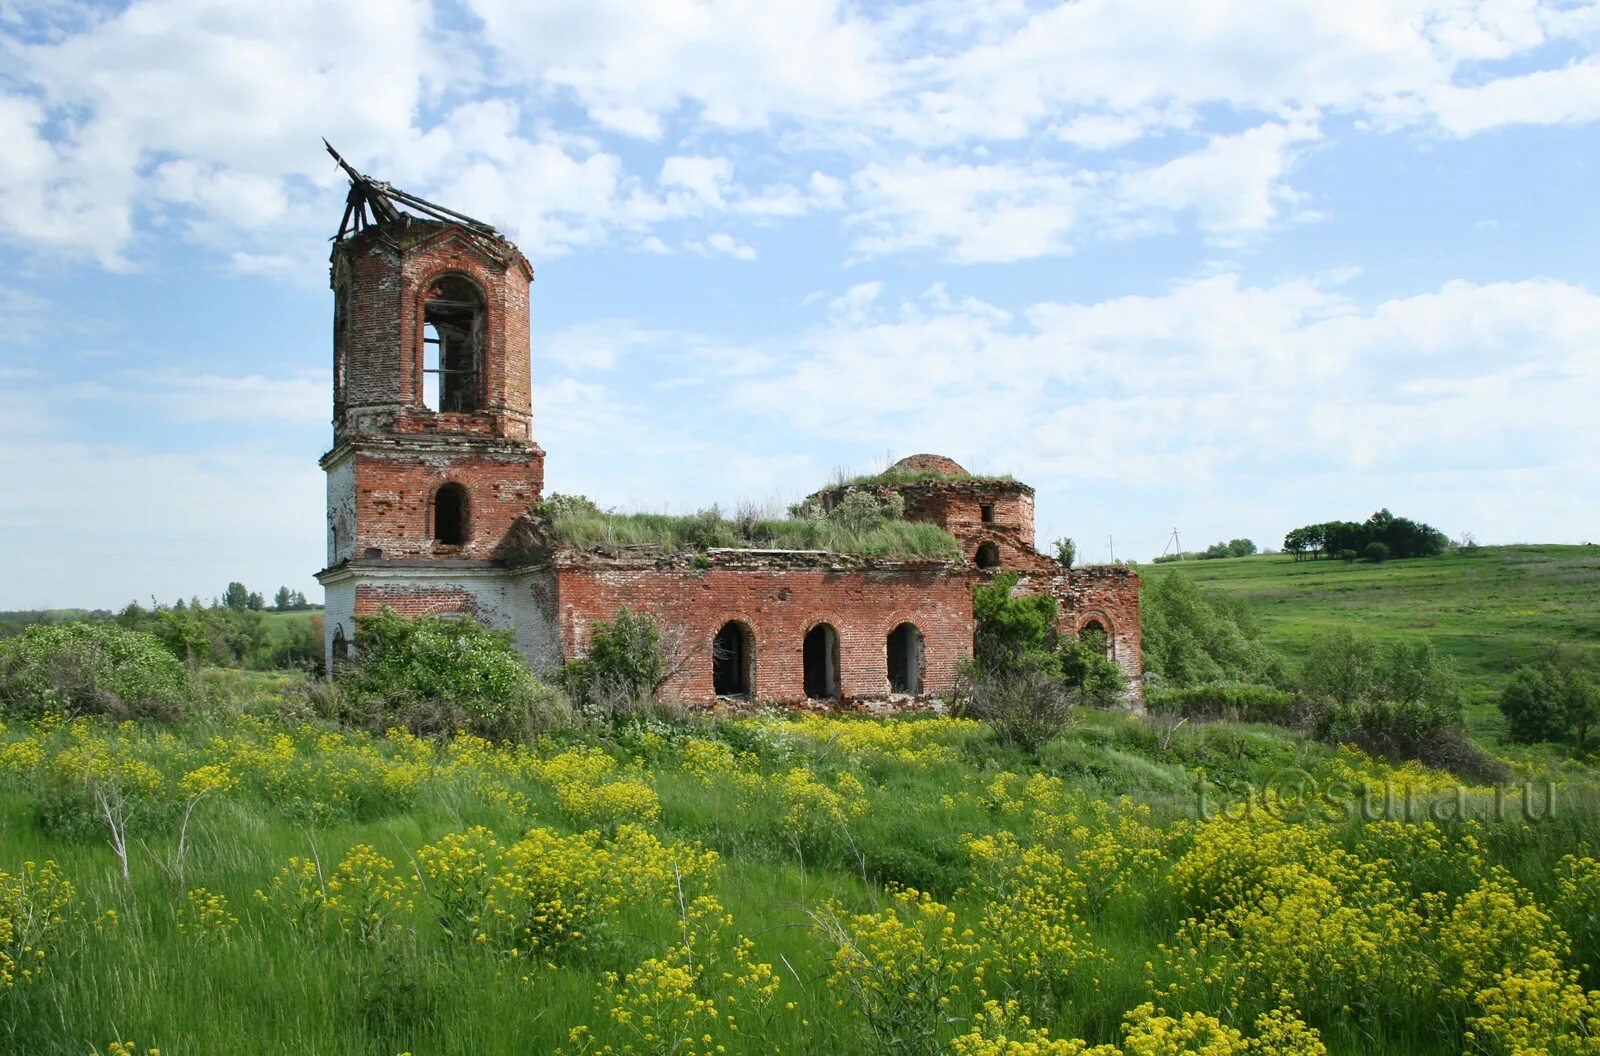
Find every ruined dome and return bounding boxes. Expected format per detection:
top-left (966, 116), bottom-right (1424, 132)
top-left (890, 453), bottom-right (969, 477)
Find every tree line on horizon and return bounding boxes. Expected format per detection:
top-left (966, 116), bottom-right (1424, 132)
top-left (1283, 508), bottom-right (1449, 563)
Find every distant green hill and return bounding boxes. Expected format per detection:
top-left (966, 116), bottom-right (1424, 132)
top-left (1145, 544), bottom-right (1600, 738)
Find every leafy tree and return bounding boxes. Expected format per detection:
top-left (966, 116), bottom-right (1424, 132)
top-left (1299, 629), bottom-right (1460, 713)
top-left (1227, 538), bottom-right (1257, 557)
top-left (274, 586), bottom-right (293, 611)
top-left (1053, 537), bottom-right (1076, 568)
top-left (1500, 660), bottom-right (1599, 748)
top-left (1363, 541), bottom-right (1390, 563)
top-left (971, 572), bottom-right (1057, 677)
top-left (222, 582), bottom-right (250, 612)
top-left (1140, 572), bottom-right (1286, 686)
top-left (246, 591), bottom-right (265, 611)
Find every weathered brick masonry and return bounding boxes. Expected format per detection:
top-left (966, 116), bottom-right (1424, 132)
top-left (556, 555), bottom-right (975, 702)
top-left (315, 160), bottom-right (1142, 703)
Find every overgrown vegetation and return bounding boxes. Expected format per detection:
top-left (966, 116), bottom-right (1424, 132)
top-left (323, 610), bottom-right (569, 740)
top-left (958, 573), bottom-right (1126, 749)
top-left (832, 468), bottom-right (1017, 488)
top-left (2, 584), bottom-right (324, 673)
top-left (539, 491), bottom-right (961, 560)
top-left (555, 607), bottom-right (671, 720)
top-left (0, 623), bottom-right (193, 721)
top-left (1, 689), bottom-right (1597, 1055)
top-left (1142, 572), bottom-right (1499, 778)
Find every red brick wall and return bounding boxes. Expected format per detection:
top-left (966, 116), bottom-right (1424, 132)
top-left (1017, 566), bottom-right (1143, 681)
top-left (348, 444), bottom-right (544, 559)
top-left (555, 563), bottom-right (976, 702)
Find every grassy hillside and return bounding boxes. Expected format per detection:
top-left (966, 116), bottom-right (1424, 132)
top-left (1147, 544), bottom-right (1600, 736)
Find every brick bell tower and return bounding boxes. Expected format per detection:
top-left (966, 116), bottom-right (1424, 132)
top-left (316, 145), bottom-right (545, 667)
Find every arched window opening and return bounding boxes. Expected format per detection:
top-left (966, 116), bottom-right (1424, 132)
top-left (434, 482), bottom-right (468, 546)
top-left (333, 285), bottom-right (349, 409)
top-left (1080, 619), bottom-right (1113, 659)
top-left (803, 623), bottom-right (841, 700)
top-left (975, 542), bottom-right (1000, 569)
top-left (331, 627), bottom-right (349, 667)
top-left (887, 622), bottom-right (924, 695)
top-left (712, 621), bottom-right (753, 697)
top-left (422, 275), bottom-right (483, 413)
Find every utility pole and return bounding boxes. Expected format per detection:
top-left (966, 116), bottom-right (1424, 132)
top-left (1107, 534), bottom-right (1116, 563)
top-left (1173, 527), bottom-right (1182, 560)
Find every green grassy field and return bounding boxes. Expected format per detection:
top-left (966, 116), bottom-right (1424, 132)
top-left (4, 706), bottom-right (1598, 1056)
top-left (1146, 545), bottom-right (1600, 734)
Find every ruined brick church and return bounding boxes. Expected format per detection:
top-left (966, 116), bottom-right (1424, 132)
top-left (316, 152), bottom-right (1141, 703)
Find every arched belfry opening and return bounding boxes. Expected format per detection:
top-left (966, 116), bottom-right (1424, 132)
top-left (887, 623), bottom-right (924, 695)
top-left (803, 623), bottom-right (841, 699)
top-left (422, 275), bottom-right (484, 413)
top-left (434, 482), bottom-right (468, 545)
top-left (713, 621), bottom-right (754, 697)
top-left (975, 542), bottom-right (1000, 569)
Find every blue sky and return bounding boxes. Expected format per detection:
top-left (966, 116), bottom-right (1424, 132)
top-left (2, 0), bottom-right (1598, 610)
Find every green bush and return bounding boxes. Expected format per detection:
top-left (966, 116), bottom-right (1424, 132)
top-left (1059, 630), bottom-right (1126, 707)
top-left (333, 609), bottom-right (569, 740)
top-left (954, 654), bottom-right (1071, 752)
top-left (1299, 630), bottom-right (1460, 713)
top-left (1499, 660), bottom-right (1599, 748)
top-left (1140, 572), bottom-right (1287, 686)
top-left (0, 622), bottom-right (193, 720)
top-left (971, 572), bottom-right (1057, 677)
top-left (1145, 682), bottom-right (1297, 725)
top-left (556, 607), bottom-right (668, 719)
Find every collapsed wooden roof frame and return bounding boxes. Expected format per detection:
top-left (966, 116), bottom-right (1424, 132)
top-left (325, 140), bottom-right (500, 243)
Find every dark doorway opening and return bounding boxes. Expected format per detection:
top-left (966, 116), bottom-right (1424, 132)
top-left (803, 623), bottom-right (841, 699)
top-left (434, 483), bottom-right (468, 545)
top-left (887, 622), bottom-right (924, 694)
top-left (713, 621), bottom-right (753, 697)
top-left (976, 542), bottom-right (1000, 569)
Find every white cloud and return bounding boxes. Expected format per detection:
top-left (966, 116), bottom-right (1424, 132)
top-left (848, 157), bottom-right (1088, 262)
top-left (844, 124), bottom-right (1320, 261)
top-left (0, 438), bottom-right (323, 608)
top-left (724, 274), bottom-right (1600, 501)
top-left (1112, 122), bottom-right (1322, 239)
top-left (1416, 61), bottom-right (1600, 137)
top-left (462, 0), bottom-right (893, 138)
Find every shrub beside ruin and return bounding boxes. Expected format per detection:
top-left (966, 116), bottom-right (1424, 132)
top-left (0, 623), bottom-right (194, 720)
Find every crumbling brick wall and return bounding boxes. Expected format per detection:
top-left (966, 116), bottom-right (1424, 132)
top-left (555, 555), bottom-right (975, 703)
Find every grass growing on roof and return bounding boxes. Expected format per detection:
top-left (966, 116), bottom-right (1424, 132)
top-left (546, 507), bottom-right (962, 560)
top-left (833, 468), bottom-right (1019, 488)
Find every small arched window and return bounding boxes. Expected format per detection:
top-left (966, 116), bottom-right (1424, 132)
top-left (975, 542), bottom-right (1000, 569)
top-left (422, 275), bottom-right (484, 412)
top-left (331, 627), bottom-right (349, 667)
top-left (434, 482), bottom-right (468, 545)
